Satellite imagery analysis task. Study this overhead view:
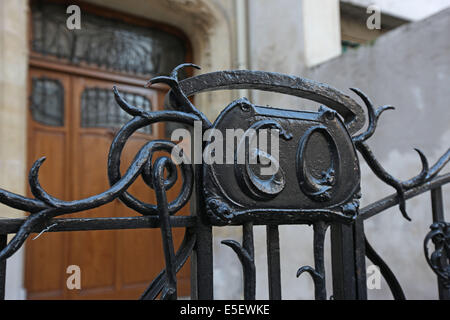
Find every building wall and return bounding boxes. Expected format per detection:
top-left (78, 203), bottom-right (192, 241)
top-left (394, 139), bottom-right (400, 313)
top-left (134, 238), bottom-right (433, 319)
top-left (342, 0), bottom-right (450, 21)
top-left (306, 8), bottom-right (450, 299)
top-left (0, 0), bottom-right (28, 299)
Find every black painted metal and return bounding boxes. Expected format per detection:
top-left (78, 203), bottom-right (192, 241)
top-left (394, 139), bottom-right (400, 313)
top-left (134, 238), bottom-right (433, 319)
top-left (429, 187), bottom-right (449, 300)
top-left (190, 161), bottom-right (215, 300)
top-left (424, 187), bottom-right (449, 300)
top-left (353, 219), bottom-right (367, 300)
top-left (154, 157), bottom-right (178, 300)
top-left (222, 222), bottom-right (256, 300)
top-left (0, 63), bottom-right (448, 300)
top-left (266, 225), bottom-right (282, 300)
top-left (191, 221), bottom-right (213, 300)
top-left (297, 221), bottom-right (328, 300)
top-left (330, 223), bottom-right (357, 300)
top-left (202, 100), bottom-right (361, 226)
top-left (173, 70), bottom-right (366, 135)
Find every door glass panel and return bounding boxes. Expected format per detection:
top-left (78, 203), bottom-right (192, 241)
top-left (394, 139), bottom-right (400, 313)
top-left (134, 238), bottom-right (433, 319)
top-left (31, 2), bottom-right (187, 77)
top-left (81, 87), bottom-right (152, 134)
top-left (29, 77), bottom-right (65, 126)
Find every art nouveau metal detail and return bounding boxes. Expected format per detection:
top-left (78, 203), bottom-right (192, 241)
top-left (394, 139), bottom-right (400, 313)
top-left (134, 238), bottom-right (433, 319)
top-left (424, 222), bottom-right (450, 288)
top-left (202, 98), bottom-right (361, 226)
top-left (0, 62), bottom-right (449, 300)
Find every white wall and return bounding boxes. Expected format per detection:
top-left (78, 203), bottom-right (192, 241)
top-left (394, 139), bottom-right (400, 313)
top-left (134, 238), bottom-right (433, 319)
top-left (302, 0), bottom-right (341, 67)
top-left (0, 0), bottom-right (28, 300)
top-left (342, 0), bottom-right (450, 20)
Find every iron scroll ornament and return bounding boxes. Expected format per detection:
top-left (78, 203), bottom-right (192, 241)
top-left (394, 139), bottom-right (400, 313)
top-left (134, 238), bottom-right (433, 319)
top-left (0, 64), bottom-right (447, 299)
top-left (424, 222), bottom-right (450, 288)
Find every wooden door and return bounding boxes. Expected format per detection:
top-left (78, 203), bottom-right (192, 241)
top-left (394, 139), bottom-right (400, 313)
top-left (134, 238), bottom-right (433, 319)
top-left (25, 67), bottom-right (190, 299)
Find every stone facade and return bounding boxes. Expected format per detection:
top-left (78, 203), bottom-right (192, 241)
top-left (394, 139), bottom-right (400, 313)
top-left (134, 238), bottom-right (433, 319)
top-left (0, 0), bottom-right (28, 300)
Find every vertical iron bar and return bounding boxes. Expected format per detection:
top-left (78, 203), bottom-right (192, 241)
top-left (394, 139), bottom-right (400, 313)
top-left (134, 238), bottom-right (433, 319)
top-left (0, 234), bottom-right (7, 300)
top-left (431, 187), bottom-right (445, 222)
top-left (191, 220), bottom-right (213, 300)
top-left (331, 223), bottom-right (357, 299)
top-left (430, 187), bottom-right (449, 300)
top-left (243, 222), bottom-right (255, 300)
top-left (154, 158), bottom-right (177, 300)
top-left (243, 222), bottom-right (254, 259)
top-left (365, 236), bottom-right (405, 299)
top-left (313, 222), bottom-right (327, 300)
top-left (190, 163), bottom-right (214, 300)
top-left (353, 218), bottom-right (367, 299)
top-left (221, 222), bottom-right (256, 299)
top-left (266, 224), bottom-right (282, 300)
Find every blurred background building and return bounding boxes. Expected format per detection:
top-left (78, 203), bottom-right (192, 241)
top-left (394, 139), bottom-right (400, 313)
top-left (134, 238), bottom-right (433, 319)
top-left (0, 0), bottom-right (449, 299)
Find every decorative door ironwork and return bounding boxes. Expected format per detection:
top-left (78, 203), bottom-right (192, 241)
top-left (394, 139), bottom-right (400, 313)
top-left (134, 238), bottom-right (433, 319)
top-left (31, 1), bottom-right (187, 77)
top-left (30, 77), bottom-right (65, 127)
top-left (81, 87), bottom-right (153, 134)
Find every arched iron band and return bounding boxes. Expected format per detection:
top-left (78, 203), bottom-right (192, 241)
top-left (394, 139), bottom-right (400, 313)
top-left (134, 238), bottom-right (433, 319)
top-left (171, 70), bottom-right (365, 135)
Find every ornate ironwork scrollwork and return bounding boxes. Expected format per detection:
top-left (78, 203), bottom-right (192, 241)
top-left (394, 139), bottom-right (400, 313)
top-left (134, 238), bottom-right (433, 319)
top-left (424, 222), bottom-right (450, 288)
top-left (347, 88), bottom-right (449, 300)
top-left (0, 64), bottom-right (203, 300)
top-left (0, 61), bottom-right (448, 301)
top-left (234, 117), bottom-right (292, 201)
top-left (202, 91), bottom-right (361, 226)
top-left (350, 88), bottom-right (450, 221)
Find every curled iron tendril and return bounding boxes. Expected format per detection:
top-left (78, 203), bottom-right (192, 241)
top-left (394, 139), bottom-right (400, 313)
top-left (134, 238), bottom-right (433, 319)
top-left (221, 223), bottom-right (256, 300)
top-left (145, 63), bottom-right (212, 128)
top-left (296, 266), bottom-right (324, 296)
top-left (153, 156), bottom-right (179, 300)
top-left (351, 88), bottom-right (450, 221)
top-left (140, 227), bottom-right (196, 300)
top-left (221, 239), bottom-right (256, 300)
top-left (0, 138), bottom-right (193, 261)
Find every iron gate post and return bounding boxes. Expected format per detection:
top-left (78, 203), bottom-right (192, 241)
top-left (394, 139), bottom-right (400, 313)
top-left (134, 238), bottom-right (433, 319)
top-left (190, 165), bottom-right (214, 300)
top-left (430, 187), bottom-right (450, 300)
top-left (331, 223), bottom-right (356, 299)
top-left (190, 221), bottom-right (213, 299)
top-left (266, 224), bottom-right (282, 300)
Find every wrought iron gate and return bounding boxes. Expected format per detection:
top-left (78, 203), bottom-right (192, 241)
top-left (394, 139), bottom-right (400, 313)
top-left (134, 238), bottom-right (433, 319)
top-left (0, 64), bottom-right (448, 300)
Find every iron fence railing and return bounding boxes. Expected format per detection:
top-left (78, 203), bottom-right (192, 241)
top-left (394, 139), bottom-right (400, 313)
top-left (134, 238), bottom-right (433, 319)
top-left (0, 64), bottom-right (448, 300)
